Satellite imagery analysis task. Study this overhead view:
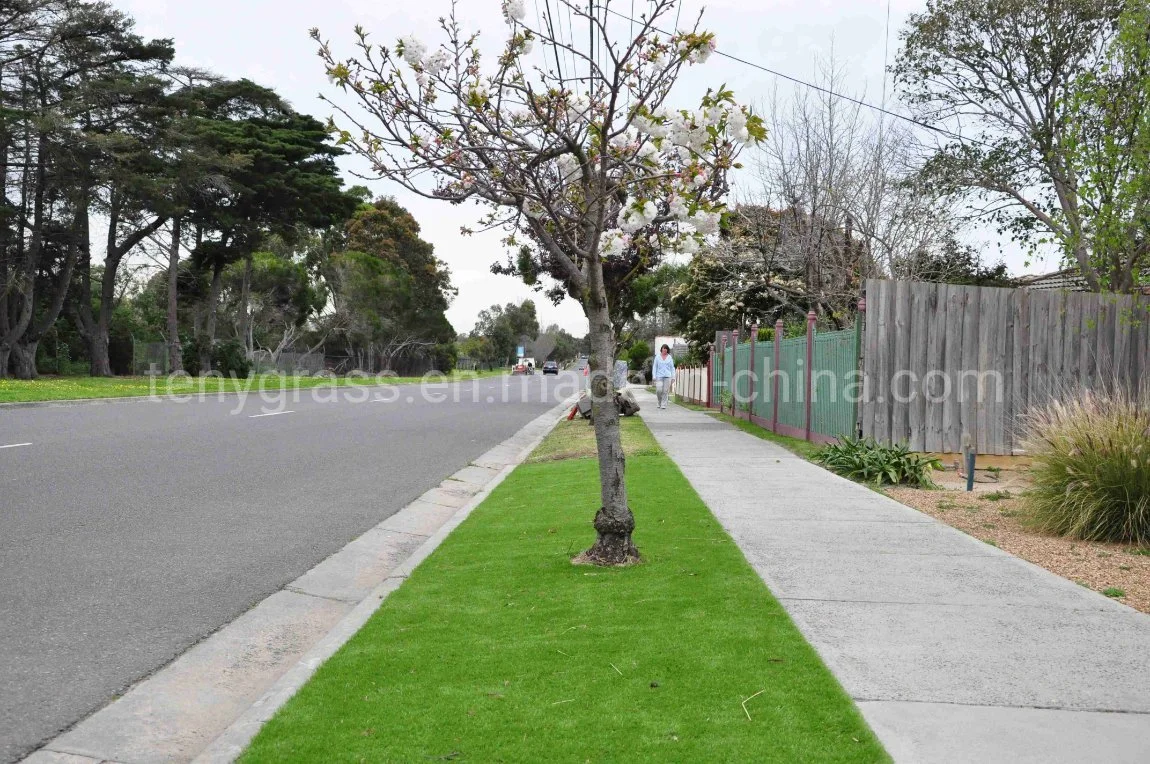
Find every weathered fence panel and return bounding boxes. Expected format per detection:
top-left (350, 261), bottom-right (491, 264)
top-left (862, 278), bottom-right (1150, 455)
top-left (675, 365), bottom-right (709, 406)
top-left (710, 319), bottom-right (861, 445)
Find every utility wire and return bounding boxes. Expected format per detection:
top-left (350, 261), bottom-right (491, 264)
top-left (602, 4), bottom-right (995, 149)
top-left (542, 0), bottom-right (569, 85)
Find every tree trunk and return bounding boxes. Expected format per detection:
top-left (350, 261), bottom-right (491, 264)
top-left (167, 218), bottom-right (182, 372)
top-left (89, 332), bottom-right (111, 377)
top-left (577, 265), bottom-right (639, 566)
top-left (238, 250), bottom-right (253, 357)
top-left (0, 345), bottom-right (9, 379)
top-left (89, 332), bottom-right (113, 376)
top-left (11, 340), bottom-right (37, 380)
top-left (202, 262), bottom-right (223, 373)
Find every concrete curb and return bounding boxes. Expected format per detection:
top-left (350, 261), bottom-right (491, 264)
top-left (25, 396), bottom-right (573, 764)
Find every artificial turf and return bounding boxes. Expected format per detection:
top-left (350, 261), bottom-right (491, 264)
top-left (240, 418), bottom-right (887, 763)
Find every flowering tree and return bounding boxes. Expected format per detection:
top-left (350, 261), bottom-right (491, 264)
top-left (312, 0), bottom-right (764, 565)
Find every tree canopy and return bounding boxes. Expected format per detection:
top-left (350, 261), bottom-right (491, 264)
top-left (0, 1), bottom-right (453, 379)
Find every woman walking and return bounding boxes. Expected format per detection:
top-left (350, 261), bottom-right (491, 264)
top-left (653, 344), bottom-right (676, 410)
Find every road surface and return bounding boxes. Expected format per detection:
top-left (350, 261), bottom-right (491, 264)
top-left (0, 373), bottom-right (579, 762)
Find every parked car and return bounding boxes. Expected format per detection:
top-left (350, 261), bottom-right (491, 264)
top-left (542, 360), bottom-right (559, 375)
top-left (513, 362), bottom-right (533, 375)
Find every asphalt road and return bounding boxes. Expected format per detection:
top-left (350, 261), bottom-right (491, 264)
top-left (0, 372), bottom-right (580, 762)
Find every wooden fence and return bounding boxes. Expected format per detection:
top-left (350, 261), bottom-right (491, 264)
top-left (708, 316), bottom-right (862, 444)
top-left (675, 365), bottom-right (709, 406)
top-left (861, 278), bottom-right (1150, 455)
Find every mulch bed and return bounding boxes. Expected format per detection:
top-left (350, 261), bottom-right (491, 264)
top-left (886, 472), bottom-right (1150, 615)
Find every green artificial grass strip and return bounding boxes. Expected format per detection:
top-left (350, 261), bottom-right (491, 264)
top-left (241, 421), bottom-right (887, 763)
top-left (0, 370), bottom-right (505, 403)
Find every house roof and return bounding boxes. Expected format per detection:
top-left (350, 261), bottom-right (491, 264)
top-left (1016, 268), bottom-right (1150, 294)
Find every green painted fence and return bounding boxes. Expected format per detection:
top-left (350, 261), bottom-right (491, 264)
top-left (710, 321), bottom-right (861, 444)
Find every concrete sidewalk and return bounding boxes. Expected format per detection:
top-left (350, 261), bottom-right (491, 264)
top-left (635, 390), bottom-right (1150, 764)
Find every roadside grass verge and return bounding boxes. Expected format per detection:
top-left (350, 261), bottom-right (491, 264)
top-left (674, 398), bottom-right (821, 460)
top-left (241, 417), bottom-right (886, 762)
top-left (0, 369), bottom-right (505, 404)
top-left (526, 416), bottom-right (660, 462)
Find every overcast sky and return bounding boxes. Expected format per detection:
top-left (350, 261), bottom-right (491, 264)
top-left (112, 0), bottom-right (1055, 336)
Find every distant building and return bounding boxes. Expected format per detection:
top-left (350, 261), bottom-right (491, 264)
top-left (1017, 267), bottom-right (1150, 294)
top-left (654, 335), bottom-right (689, 358)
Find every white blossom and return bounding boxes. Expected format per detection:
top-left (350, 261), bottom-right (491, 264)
top-left (668, 196), bottom-right (689, 220)
top-left (726, 109), bottom-right (751, 144)
top-left (600, 229), bottom-right (629, 257)
top-left (688, 39), bottom-right (716, 64)
top-left (678, 236), bottom-right (700, 254)
top-left (609, 128), bottom-right (640, 152)
top-left (424, 50), bottom-right (449, 77)
top-left (635, 111), bottom-right (670, 139)
top-left (617, 199), bottom-right (658, 233)
top-left (400, 35), bottom-right (426, 68)
top-left (668, 112), bottom-right (709, 153)
top-left (688, 210), bottom-right (721, 234)
top-left (567, 93), bottom-right (592, 122)
top-left (637, 141), bottom-right (658, 161)
top-left (504, 0), bottom-right (527, 23)
top-left (556, 153), bottom-right (582, 183)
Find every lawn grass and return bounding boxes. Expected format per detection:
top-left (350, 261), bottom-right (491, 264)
top-left (675, 398), bottom-right (822, 460)
top-left (241, 417), bottom-right (887, 763)
top-left (0, 369), bottom-right (506, 404)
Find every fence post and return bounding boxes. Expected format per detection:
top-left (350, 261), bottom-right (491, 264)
top-left (853, 296), bottom-right (866, 439)
top-left (804, 310), bottom-right (816, 441)
top-left (729, 330), bottom-right (739, 416)
top-left (718, 336), bottom-right (727, 410)
top-left (706, 351), bottom-right (713, 407)
top-left (772, 319), bottom-right (783, 432)
top-left (747, 323), bottom-right (758, 422)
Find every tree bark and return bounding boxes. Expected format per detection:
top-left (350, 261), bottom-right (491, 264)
top-left (88, 196), bottom-right (167, 376)
top-left (0, 346), bottom-right (9, 379)
top-left (577, 261), bottom-right (639, 566)
top-left (11, 340), bottom-right (37, 380)
top-left (167, 217), bottom-right (182, 372)
top-left (202, 261), bottom-right (223, 373)
top-left (238, 249), bottom-right (253, 356)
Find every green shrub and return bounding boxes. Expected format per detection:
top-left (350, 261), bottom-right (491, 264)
top-left (212, 339), bottom-right (251, 379)
top-left (179, 337), bottom-right (251, 378)
top-left (1021, 389), bottom-right (1150, 545)
top-left (181, 336), bottom-right (205, 375)
top-left (814, 436), bottom-right (942, 487)
top-left (626, 341), bottom-right (651, 371)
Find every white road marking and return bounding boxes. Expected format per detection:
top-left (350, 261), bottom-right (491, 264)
top-left (248, 411), bottom-right (294, 418)
top-left (0, 442), bottom-right (32, 449)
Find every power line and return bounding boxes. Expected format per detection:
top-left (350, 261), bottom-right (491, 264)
top-left (602, 4), bottom-right (994, 149)
top-left (542, 0), bottom-right (568, 85)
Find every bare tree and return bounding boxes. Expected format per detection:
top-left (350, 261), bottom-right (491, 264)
top-left (735, 54), bottom-right (970, 321)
